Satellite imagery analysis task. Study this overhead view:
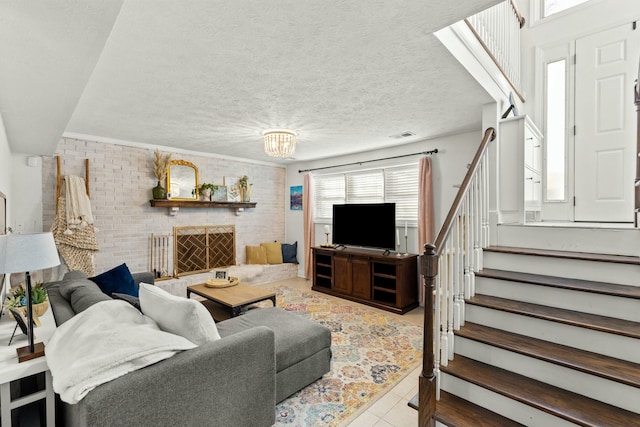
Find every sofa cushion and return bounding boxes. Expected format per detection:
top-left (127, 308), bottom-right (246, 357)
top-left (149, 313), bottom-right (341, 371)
top-left (138, 283), bottom-right (221, 345)
top-left (90, 263), bottom-right (138, 297)
top-left (217, 307), bottom-right (331, 372)
top-left (260, 242), bottom-right (283, 264)
top-left (246, 245), bottom-right (268, 264)
top-left (281, 241), bottom-right (298, 264)
top-left (67, 280), bottom-right (112, 314)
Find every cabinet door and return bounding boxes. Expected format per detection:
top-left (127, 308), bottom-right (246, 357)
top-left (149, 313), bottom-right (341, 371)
top-left (333, 255), bottom-right (352, 294)
top-left (350, 257), bottom-right (371, 299)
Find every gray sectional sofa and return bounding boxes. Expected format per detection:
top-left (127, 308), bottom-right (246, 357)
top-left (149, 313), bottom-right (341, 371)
top-left (44, 271), bottom-right (332, 427)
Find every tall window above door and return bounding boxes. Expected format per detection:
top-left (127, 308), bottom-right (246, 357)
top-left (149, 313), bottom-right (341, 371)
top-left (531, 0), bottom-right (592, 23)
top-left (543, 0), bottom-right (589, 17)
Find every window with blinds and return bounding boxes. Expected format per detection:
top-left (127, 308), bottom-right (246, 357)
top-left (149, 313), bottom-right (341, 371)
top-left (313, 164), bottom-right (419, 224)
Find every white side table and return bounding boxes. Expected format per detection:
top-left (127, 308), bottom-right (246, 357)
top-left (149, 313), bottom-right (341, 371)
top-left (0, 307), bottom-right (56, 427)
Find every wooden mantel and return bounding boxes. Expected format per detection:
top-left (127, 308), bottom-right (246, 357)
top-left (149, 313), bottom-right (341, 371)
top-left (149, 199), bottom-right (257, 215)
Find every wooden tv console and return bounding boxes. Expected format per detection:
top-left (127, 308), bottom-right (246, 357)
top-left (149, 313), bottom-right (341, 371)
top-left (311, 246), bottom-right (419, 314)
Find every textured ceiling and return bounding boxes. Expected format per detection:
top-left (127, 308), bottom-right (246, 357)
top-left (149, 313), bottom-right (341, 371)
top-left (0, 0), bottom-right (500, 164)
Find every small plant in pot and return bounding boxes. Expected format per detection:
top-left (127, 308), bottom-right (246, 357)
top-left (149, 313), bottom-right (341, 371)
top-left (198, 183), bottom-right (218, 201)
top-left (4, 282), bottom-right (49, 327)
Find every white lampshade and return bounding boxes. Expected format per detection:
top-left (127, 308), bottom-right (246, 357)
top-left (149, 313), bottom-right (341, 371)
top-left (0, 232), bottom-right (60, 274)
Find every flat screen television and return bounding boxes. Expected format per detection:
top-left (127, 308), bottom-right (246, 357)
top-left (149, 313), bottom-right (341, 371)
top-left (332, 203), bottom-right (396, 250)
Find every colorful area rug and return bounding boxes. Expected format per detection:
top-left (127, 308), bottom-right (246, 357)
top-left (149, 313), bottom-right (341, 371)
top-left (268, 286), bottom-right (423, 427)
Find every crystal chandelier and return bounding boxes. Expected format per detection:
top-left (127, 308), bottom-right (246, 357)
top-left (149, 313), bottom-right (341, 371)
top-left (263, 129), bottom-right (297, 158)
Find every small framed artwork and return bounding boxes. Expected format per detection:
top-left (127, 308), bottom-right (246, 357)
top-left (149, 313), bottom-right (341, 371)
top-left (224, 176), bottom-right (241, 202)
top-left (212, 268), bottom-right (229, 281)
top-left (9, 308), bottom-right (28, 336)
top-left (290, 186), bottom-right (302, 210)
top-left (212, 186), bottom-right (227, 202)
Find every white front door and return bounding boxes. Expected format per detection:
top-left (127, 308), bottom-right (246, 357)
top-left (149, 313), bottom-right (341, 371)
top-left (574, 22), bottom-right (640, 222)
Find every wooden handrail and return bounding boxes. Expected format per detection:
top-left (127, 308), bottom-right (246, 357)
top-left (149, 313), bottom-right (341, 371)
top-left (464, 18), bottom-right (525, 104)
top-left (509, 0), bottom-right (526, 28)
top-left (418, 126), bottom-right (496, 427)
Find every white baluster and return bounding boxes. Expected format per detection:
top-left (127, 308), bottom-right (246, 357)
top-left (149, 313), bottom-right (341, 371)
top-left (463, 196), bottom-right (472, 300)
top-left (435, 261), bottom-right (443, 368)
top-left (446, 239), bottom-right (455, 361)
top-left (455, 212), bottom-right (465, 326)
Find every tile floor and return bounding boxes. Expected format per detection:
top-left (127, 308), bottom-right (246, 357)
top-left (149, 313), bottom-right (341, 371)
top-left (262, 277), bottom-right (424, 427)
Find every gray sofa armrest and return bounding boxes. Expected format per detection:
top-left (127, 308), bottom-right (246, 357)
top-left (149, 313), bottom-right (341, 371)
top-left (132, 271), bottom-right (155, 286)
top-left (63, 326), bottom-right (276, 427)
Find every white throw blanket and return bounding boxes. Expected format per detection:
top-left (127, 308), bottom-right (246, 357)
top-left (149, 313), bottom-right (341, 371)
top-left (47, 300), bottom-right (197, 404)
top-left (64, 175), bottom-right (94, 234)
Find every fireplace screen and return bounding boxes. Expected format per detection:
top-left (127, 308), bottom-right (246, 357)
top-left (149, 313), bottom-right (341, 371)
top-left (173, 225), bottom-right (235, 277)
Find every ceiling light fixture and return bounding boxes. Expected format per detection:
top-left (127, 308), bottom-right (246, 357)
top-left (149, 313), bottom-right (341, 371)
top-left (263, 129), bottom-right (297, 158)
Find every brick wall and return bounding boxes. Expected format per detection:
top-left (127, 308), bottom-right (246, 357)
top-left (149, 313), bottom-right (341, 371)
top-left (42, 137), bottom-right (286, 275)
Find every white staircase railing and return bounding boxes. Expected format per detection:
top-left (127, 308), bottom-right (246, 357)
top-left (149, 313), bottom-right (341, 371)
top-left (418, 127), bottom-right (495, 425)
top-left (466, 0), bottom-right (525, 102)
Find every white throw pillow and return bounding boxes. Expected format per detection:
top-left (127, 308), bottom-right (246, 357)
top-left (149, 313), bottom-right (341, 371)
top-left (138, 283), bottom-right (221, 344)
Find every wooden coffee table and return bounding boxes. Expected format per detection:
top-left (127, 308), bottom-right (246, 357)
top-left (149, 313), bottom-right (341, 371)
top-left (187, 283), bottom-right (276, 321)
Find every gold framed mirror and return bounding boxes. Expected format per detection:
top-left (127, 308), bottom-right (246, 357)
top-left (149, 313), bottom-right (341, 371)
top-left (167, 160), bottom-right (199, 200)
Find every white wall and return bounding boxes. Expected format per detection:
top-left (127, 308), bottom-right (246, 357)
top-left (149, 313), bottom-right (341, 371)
top-left (42, 137), bottom-right (286, 276)
top-left (286, 130), bottom-right (481, 276)
top-left (10, 153), bottom-right (43, 233)
top-left (0, 114), bottom-right (10, 231)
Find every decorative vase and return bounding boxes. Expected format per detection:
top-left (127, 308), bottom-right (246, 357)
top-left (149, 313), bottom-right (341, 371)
top-left (241, 185), bottom-right (251, 202)
top-left (152, 181), bottom-right (167, 199)
top-left (201, 189), bottom-right (212, 201)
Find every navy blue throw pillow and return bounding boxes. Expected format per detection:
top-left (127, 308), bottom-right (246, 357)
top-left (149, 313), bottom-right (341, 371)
top-left (90, 263), bottom-right (138, 297)
top-left (281, 241), bottom-right (298, 264)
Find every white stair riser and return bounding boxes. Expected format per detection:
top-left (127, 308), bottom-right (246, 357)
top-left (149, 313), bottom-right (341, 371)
top-left (483, 252), bottom-right (640, 286)
top-left (465, 305), bottom-right (640, 363)
top-left (454, 338), bottom-right (640, 413)
top-left (475, 277), bottom-right (640, 322)
top-left (496, 225), bottom-right (640, 257)
top-left (440, 373), bottom-right (581, 427)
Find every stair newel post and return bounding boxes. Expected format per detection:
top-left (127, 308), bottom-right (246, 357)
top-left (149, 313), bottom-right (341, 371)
top-left (419, 243), bottom-right (438, 427)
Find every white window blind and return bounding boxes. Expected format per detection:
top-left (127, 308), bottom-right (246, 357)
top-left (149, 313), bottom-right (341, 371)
top-left (385, 165), bottom-right (419, 224)
top-left (314, 175), bottom-right (345, 220)
top-left (313, 163), bottom-right (419, 223)
top-left (346, 171), bottom-right (384, 204)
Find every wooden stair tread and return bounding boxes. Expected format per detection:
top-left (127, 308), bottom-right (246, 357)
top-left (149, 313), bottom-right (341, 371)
top-left (457, 322), bottom-right (640, 388)
top-left (434, 390), bottom-right (525, 427)
top-left (476, 268), bottom-right (640, 300)
top-left (484, 245), bottom-right (640, 265)
top-left (467, 294), bottom-right (640, 339)
top-left (442, 355), bottom-right (640, 427)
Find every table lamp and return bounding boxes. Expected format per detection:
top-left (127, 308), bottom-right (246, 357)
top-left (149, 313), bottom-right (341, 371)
top-left (0, 232), bottom-right (60, 362)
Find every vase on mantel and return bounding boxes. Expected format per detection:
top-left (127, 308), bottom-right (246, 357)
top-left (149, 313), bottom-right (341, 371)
top-left (152, 181), bottom-right (167, 199)
top-left (241, 185), bottom-right (251, 202)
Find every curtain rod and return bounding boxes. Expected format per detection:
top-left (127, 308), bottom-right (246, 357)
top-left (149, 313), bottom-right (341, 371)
top-left (298, 149), bottom-right (438, 173)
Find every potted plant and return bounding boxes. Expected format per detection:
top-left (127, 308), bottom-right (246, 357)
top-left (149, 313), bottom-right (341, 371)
top-left (153, 150), bottom-right (172, 199)
top-left (198, 183), bottom-right (218, 201)
top-left (239, 175), bottom-right (251, 202)
top-left (5, 282), bottom-right (49, 326)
